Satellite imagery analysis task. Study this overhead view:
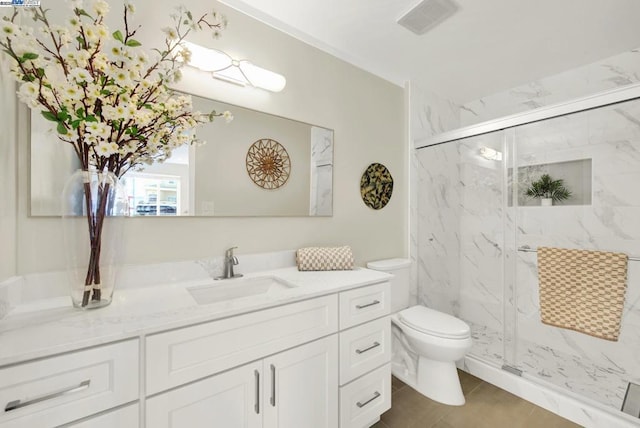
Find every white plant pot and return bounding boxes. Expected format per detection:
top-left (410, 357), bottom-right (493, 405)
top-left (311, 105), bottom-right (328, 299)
top-left (541, 198), bottom-right (553, 206)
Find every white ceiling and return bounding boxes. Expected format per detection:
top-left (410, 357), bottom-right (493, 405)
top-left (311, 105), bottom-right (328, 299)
top-left (219, 0), bottom-right (640, 104)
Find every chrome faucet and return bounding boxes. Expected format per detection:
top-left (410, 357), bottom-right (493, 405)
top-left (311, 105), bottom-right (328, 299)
top-left (216, 246), bottom-right (243, 280)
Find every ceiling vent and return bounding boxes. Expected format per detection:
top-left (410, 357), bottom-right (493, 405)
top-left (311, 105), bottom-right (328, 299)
top-left (397, 0), bottom-right (459, 35)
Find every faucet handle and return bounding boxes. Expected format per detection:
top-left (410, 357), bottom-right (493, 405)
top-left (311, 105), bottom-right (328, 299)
top-left (225, 246), bottom-right (238, 257)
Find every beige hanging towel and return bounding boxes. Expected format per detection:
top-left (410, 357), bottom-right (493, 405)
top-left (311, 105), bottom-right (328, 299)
top-left (537, 247), bottom-right (628, 341)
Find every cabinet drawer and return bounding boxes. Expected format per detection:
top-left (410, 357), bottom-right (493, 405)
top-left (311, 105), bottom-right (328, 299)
top-left (65, 404), bottom-right (139, 427)
top-left (339, 317), bottom-right (391, 385)
top-left (146, 295), bottom-right (338, 394)
top-left (339, 363), bottom-right (391, 428)
top-left (339, 282), bottom-right (390, 329)
top-left (0, 340), bottom-right (139, 428)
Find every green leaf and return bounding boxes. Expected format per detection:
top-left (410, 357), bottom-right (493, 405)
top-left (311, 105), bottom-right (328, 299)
top-left (58, 110), bottom-right (69, 121)
top-left (21, 52), bottom-right (38, 60)
top-left (100, 90), bottom-right (111, 96)
top-left (112, 30), bottom-right (124, 43)
top-left (41, 111), bottom-right (57, 122)
top-left (56, 122), bottom-right (67, 134)
top-left (125, 39), bottom-right (141, 47)
top-left (75, 107), bottom-right (84, 117)
top-left (85, 115), bottom-right (98, 122)
top-left (36, 68), bottom-right (45, 78)
top-left (71, 119), bottom-right (81, 130)
top-left (76, 9), bottom-right (92, 18)
top-left (186, 11), bottom-right (193, 20)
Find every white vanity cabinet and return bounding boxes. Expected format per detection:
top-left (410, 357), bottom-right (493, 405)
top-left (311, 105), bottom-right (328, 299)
top-left (262, 335), bottom-right (338, 428)
top-left (145, 294), bottom-right (338, 395)
top-left (64, 404), bottom-right (140, 427)
top-left (338, 282), bottom-right (392, 428)
top-left (146, 360), bottom-right (263, 428)
top-left (0, 340), bottom-right (139, 428)
top-left (2, 268), bottom-right (394, 428)
top-left (145, 294), bottom-right (339, 427)
top-left (146, 335), bottom-right (338, 428)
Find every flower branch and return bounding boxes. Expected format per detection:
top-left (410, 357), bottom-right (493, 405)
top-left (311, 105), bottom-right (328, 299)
top-left (1, 0), bottom-right (233, 306)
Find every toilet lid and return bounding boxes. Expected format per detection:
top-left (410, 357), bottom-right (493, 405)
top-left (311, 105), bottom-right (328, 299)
top-left (398, 306), bottom-right (470, 339)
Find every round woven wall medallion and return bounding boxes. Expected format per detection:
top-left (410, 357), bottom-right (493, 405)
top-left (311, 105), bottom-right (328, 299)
top-left (360, 163), bottom-right (394, 210)
top-left (246, 138), bottom-right (291, 189)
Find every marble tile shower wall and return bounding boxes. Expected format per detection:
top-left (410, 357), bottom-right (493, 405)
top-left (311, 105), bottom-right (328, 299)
top-left (416, 132), bottom-right (507, 354)
top-left (410, 83), bottom-right (462, 308)
top-left (460, 48), bottom-right (640, 128)
top-left (457, 136), bottom-right (505, 335)
top-left (416, 143), bottom-right (462, 315)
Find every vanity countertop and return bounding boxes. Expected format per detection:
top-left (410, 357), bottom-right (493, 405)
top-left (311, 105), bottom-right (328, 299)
top-left (0, 267), bottom-right (392, 367)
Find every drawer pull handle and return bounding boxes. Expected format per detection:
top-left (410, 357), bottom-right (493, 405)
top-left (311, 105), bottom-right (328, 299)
top-left (356, 391), bottom-right (381, 408)
top-left (254, 370), bottom-right (260, 414)
top-left (356, 341), bottom-right (381, 354)
top-left (270, 364), bottom-right (276, 407)
top-left (4, 380), bottom-right (91, 412)
top-left (356, 300), bottom-right (380, 310)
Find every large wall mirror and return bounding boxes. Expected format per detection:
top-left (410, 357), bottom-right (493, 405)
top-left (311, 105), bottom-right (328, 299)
top-left (30, 94), bottom-right (334, 217)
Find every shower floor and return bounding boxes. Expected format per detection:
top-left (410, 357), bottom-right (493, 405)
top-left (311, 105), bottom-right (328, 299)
top-left (464, 321), bottom-right (629, 412)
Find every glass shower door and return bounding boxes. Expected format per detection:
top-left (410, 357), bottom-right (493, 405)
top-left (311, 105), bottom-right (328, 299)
top-left (508, 98), bottom-right (640, 413)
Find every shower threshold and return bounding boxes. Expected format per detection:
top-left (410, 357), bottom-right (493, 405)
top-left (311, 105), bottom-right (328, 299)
top-left (622, 382), bottom-right (640, 418)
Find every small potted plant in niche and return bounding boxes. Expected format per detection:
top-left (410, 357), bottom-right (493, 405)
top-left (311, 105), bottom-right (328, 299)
top-left (526, 174), bottom-right (572, 206)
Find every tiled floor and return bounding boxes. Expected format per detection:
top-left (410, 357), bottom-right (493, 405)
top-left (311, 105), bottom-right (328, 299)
top-left (372, 371), bottom-right (581, 428)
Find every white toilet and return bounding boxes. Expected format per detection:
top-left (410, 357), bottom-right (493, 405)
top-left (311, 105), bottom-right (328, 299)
top-left (367, 258), bottom-right (472, 406)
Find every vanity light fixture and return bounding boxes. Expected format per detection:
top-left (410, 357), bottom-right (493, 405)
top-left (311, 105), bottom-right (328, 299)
top-left (479, 146), bottom-right (503, 161)
top-left (183, 41), bottom-right (286, 93)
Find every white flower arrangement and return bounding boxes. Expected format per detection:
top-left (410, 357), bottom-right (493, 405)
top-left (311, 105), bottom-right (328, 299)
top-left (1, 0), bottom-right (232, 176)
top-left (0, 0), bottom-right (233, 307)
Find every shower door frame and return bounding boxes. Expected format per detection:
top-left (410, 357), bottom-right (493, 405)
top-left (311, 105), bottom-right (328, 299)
top-left (415, 83), bottom-right (640, 149)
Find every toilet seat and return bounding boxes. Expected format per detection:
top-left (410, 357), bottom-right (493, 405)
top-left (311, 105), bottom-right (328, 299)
top-left (398, 306), bottom-right (470, 339)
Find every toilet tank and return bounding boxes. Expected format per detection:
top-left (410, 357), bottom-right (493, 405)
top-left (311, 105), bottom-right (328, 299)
top-left (366, 258), bottom-right (412, 313)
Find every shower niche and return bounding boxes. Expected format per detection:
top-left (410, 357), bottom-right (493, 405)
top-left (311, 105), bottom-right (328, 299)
top-left (510, 158), bottom-right (593, 207)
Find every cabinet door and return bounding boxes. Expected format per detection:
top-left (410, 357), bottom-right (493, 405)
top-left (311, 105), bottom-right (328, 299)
top-left (146, 361), bottom-right (262, 428)
top-left (263, 335), bottom-right (338, 428)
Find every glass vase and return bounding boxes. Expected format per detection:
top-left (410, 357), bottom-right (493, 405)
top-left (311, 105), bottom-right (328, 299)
top-left (61, 170), bottom-right (128, 309)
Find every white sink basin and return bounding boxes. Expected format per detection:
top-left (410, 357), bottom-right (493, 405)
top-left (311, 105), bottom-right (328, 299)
top-left (188, 276), bottom-right (295, 305)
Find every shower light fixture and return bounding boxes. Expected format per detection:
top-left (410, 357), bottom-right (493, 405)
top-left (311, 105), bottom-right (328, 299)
top-left (480, 146), bottom-right (502, 161)
top-left (183, 42), bottom-right (286, 93)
